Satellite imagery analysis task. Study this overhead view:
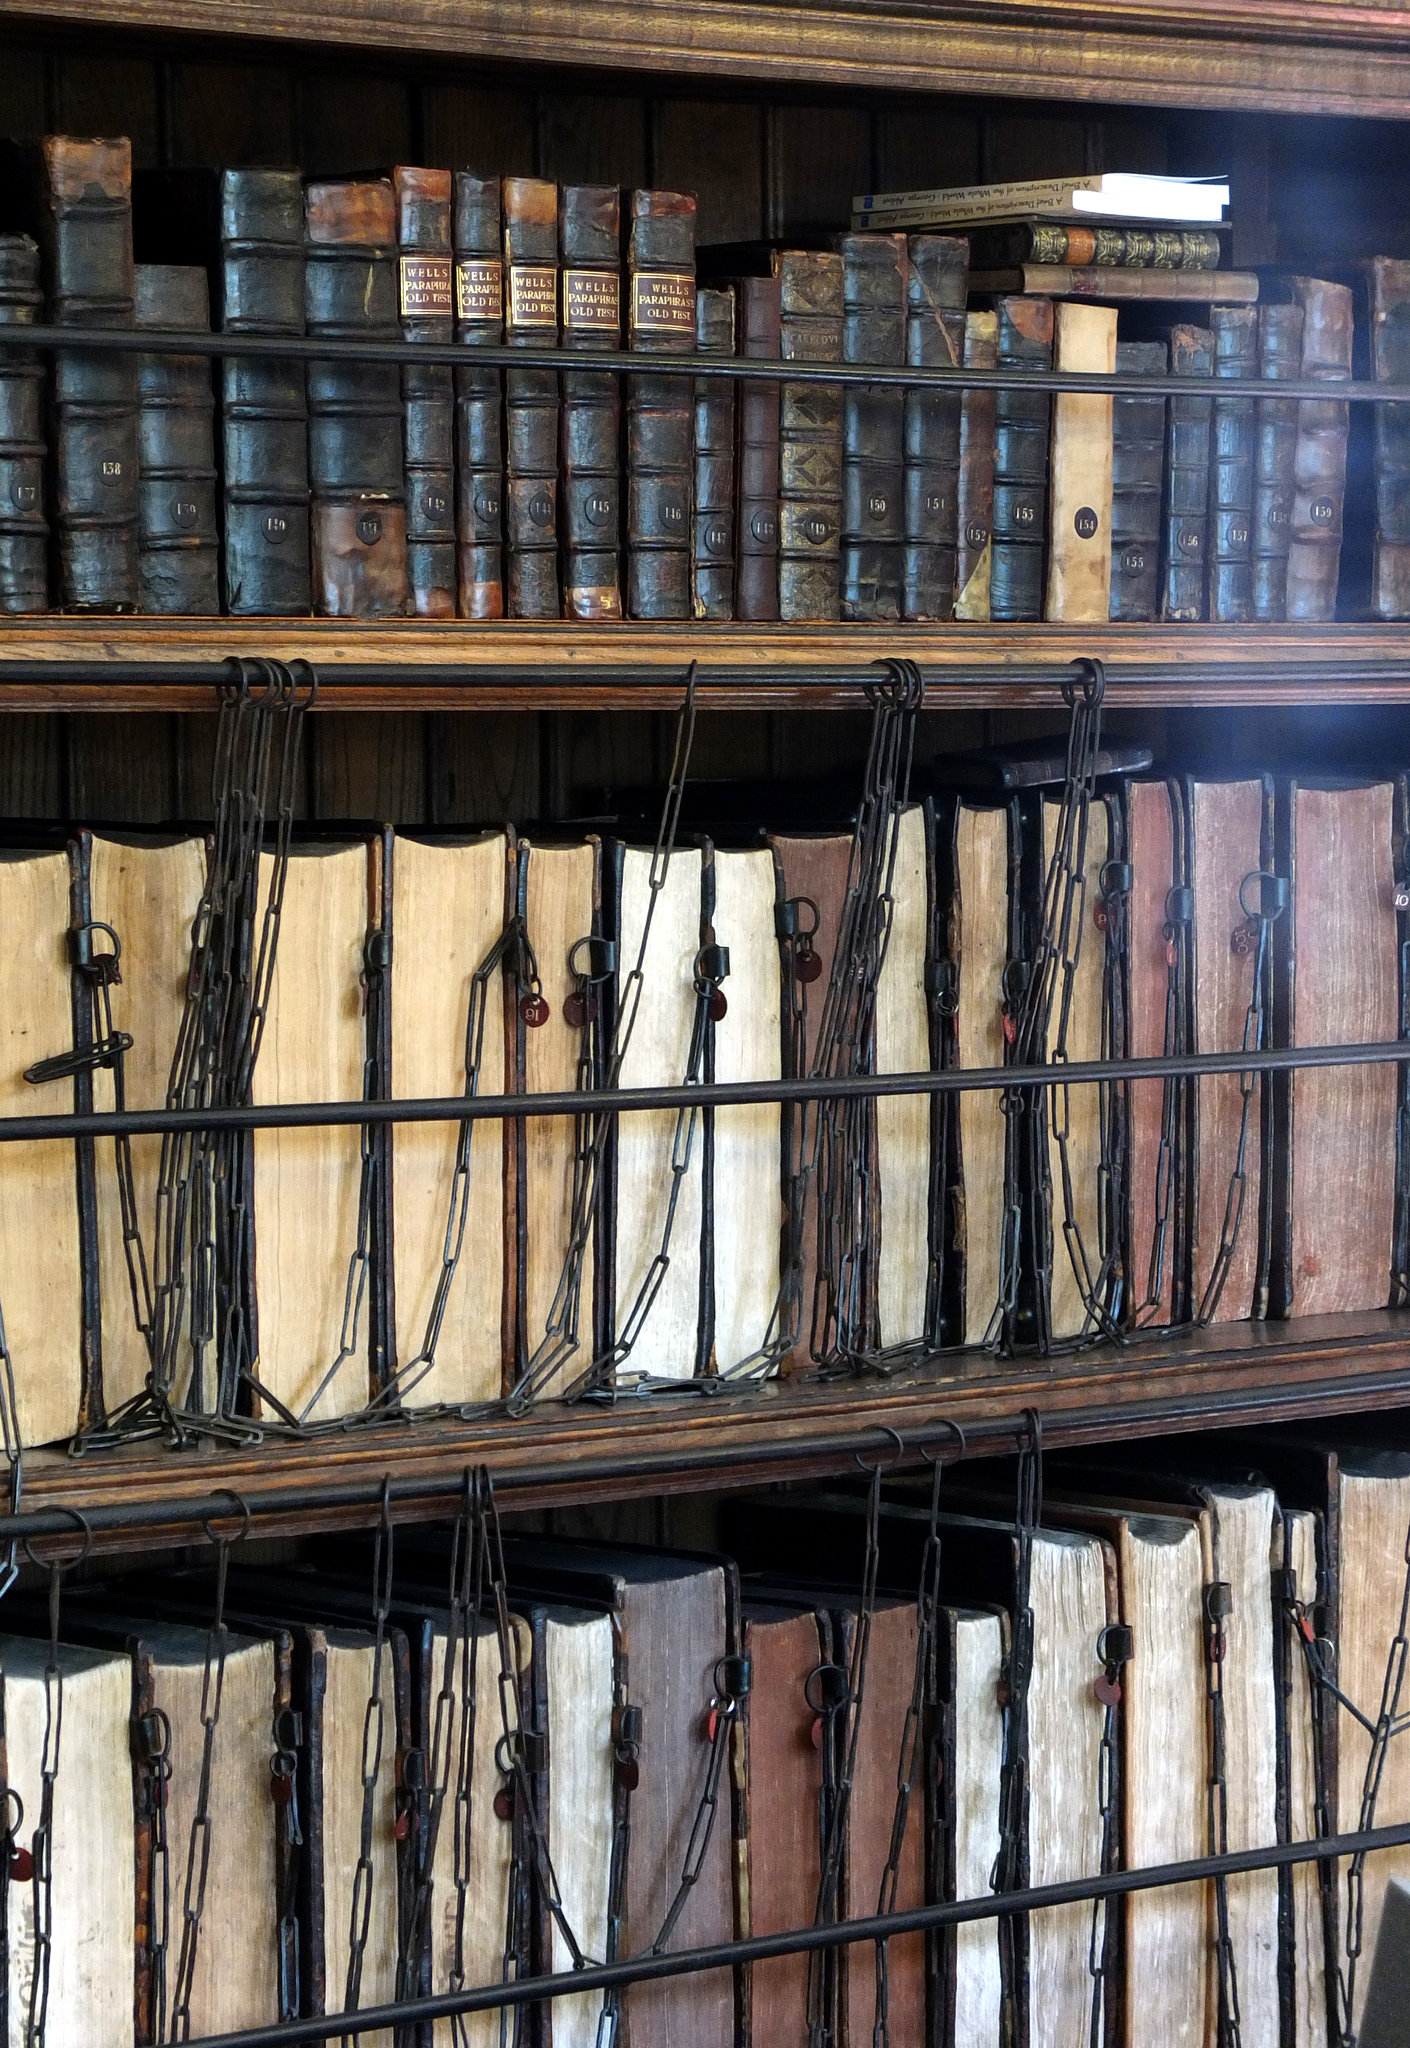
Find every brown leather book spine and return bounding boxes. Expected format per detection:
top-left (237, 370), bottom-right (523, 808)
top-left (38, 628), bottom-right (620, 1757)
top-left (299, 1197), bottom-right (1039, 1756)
top-left (694, 284), bottom-right (736, 620)
top-left (740, 1606), bottom-right (827, 2048)
top-left (1371, 258), bottom-right (1410, 620)
top-left (134, 264), bottom-right (219, 614)
top-left (840, 232), bottom-right (905, 622)
top-left (0, 234), bottom-right (46, 612)
top-left (393, 165), bottom-right (455, 619)
top-left (627, 189), bottom-right (696, 620)
top-left (903, 233), bottom-right (967, 620)
top-left (305, 178), bottom-right (408, 618)
top-left (778, 249), bottom-right (843, 622)
top-left (736, 274), bottom-right (781, 623)
top-left (453, 174), bottom-right (503, 621)
top-left (560, 184), bottom-right (622, 621)
top-left (1125, 778), bottom-right (1183, 1325)
top-left (1252, 302), bottom-right (1302, 622)
top-left (954, 308), bottom-right (997, 621)
top-left (503, 177), bottom-right (560, 620)
top-left (1284, 276), bottom-right (1353, 623)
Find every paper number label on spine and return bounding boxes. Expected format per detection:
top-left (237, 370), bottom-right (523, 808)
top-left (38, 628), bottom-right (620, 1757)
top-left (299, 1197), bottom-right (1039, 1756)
top-left (1073, 505), bottom-right (1099, 540)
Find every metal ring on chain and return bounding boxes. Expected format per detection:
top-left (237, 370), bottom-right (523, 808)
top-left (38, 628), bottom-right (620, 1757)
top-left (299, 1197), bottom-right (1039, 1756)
top-left (853, 1423), bottom-right (906, 1474)
top-left (918, 1418), bottom-right (967, 1466)
top-left (199, 1486), bottom-right (252, 1548)
top-left (866, 657), bottom-right (926, 713)
top-left (1061, 655), bottom-right (1107, 709)
top-left (20, 1504), bottom-right (93, 1574)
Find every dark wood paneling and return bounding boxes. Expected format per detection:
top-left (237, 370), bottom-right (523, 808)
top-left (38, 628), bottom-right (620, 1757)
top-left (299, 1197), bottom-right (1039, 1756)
top-left (0, 717), bottom-right (63, 820)
top-left (298, 66), bottom-right (414, 174)
top-left (65, 715), bottom-right (175, 821)
top-left (768, 102), bottom-right (873, 240)
top-left (170, 714), bottom-right (220, 821)
top-left (542, 712), bottom-right (664, 819)
top-left (537, 89), bottom-right (646, 186)
top-left (1094, 111), bottom-right (1170, 175)
top-left (0, 42), bottom-right (47, 136)
top-left (164, 56), bottom-right (297, 165)
top-left (873, 102), bottom-right (981, 195)
top-left (310, 712), bottom-right (426, 821)
top-left (426, 712), bottom-right (542, 826)
top-left (57, 50), bottom-right (160, 164)
top-left (420, 80), bottom-right (537, 173)
top-left (981, 109), bottom-right (1094, 181)
top-left (652, 99), bottom-right (764, 243)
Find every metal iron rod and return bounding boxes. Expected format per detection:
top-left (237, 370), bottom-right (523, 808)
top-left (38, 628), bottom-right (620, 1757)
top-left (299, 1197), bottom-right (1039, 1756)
top-left (148, 1821), bottom-right (1410, 2048)
top-left (0, 323), bottom-right (1396, 400)
top-left (4, 1036), bottom-right (1406, 1147)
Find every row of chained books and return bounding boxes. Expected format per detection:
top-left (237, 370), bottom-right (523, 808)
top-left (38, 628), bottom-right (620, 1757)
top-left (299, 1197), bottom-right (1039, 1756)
top-left (3, 135), bottom-right (1409, 626)
top-left (0, 763), bottom-right (1403, 1449)
top-left (4, 1451), bottom-right (1409, 2047)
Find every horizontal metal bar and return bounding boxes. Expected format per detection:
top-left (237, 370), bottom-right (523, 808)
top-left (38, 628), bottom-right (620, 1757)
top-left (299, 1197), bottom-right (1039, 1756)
top-left (3, 1037), bottom-right (1405, 1146)
top-left (161, 1820), bottom-right (1410, 2048)
top-left (0, 322), bottom-right (1397, 401)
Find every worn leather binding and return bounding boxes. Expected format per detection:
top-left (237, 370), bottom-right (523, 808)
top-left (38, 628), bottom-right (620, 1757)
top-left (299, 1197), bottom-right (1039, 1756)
top-left (134, 265), bottom-right (219, 614)
top-left (778, 249), bottom-right (844, 622)
top-left (1370, 259), bottom-right (1410, 619)
top-left (561, 184), bottom-right (622, 622)
top-left (0, 137), bottom-right (139, 612)
top-left (1252, 302), bottom-right (1303, 623)
top-left (954, 309), bottom-right (998, 621)
top-left (453, 175), bottom-right (504, 621)
top-left (838, 232), bottom-right (905, 622)
top-left (903, 234), bottom-right (967, 620)
top-left (305, 180), bottom-right (407, 618)
top-left (1208, 305), bottom-right (1258, 623)
top-left (735, 274), bottom-right (782, 622)
top-left (627, 190), bottom-right (697, 620)
top-left (1045, 301), bottom-right (1116, 623)
top-left (990, 295), bottom-right (1053, 623)
top-left (1124, 777), bottom-right (1187, 1325)
top-left (967, 221), bottom-right (1224, 270)
top-left (1159, 323), bottom-right (1213, 623)
top-left (0, 235), bottom-right (46, 612)
top-left (503, 177), bottom-right (561, 620)
top-left (1109, 339), bottom-right (1165, 623)
top-left (693, 284), bottom-right (736, 619)
top-left (1285, 276), bottom-right (1353, 623)
top-left (392, 166), bottom-right (455, 619)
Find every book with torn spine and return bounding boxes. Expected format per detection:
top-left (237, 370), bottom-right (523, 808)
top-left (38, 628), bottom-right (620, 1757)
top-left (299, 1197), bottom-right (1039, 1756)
top-left (503, 177), bottom-right (561, 620)
top-left (954, 308), bottom-right (998, 621)
top-left (453, 174), bottom-right (504, 621)
top-left (626, 190), bottom-right (697, 620)
top-left (903, 234), bottom-right (968, 620)
top-left (393, 165), bottom-right (456, 619)
top-left (968, 265), bottom-right (1254, 302)
top-left (561, 184), bottom-right (623, 622)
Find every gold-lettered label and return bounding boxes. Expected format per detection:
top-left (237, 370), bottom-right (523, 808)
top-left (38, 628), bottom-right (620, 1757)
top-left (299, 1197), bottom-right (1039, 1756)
top-left (400, 254), bottom-right (452, 316)
top-left (455, 258), bottom-right (502, 323)
top-left (508, 262), bottom-right (557, 329)
top-left (631, 270), bottom-right (695, 334)
top-left (563, 268), bottom-right (621, 333)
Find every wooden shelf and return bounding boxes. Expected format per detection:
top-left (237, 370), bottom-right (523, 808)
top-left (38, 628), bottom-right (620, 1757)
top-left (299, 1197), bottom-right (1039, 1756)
top-left (17, 1309), bottom-right (1410, 1549)
top-left (5, 0), bottom-right (1410, 118)
top-left (4, 620), bottom-right (1410, 711)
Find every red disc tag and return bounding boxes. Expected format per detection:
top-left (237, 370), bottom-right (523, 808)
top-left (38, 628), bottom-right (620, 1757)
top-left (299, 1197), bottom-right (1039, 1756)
top-left (8, 1846), bottom-right (32, 1883)
top-left (616, 1756), bottom-right (640, 1792)
top-left (1093, 903), bottom-right (1108, 932)
top-left (563, 990), bottom-right (587, 1030)
top-left (796, 949), bottom-right (823, 985)
top-left (707, 990), bottom-right (727, 1023)
top-left (705, 1708), bottom-right (720, 1743)
top-left (271, 1768), bottom-right (294, 1808)
top-left (1002, 1012), bottom-right (1017, 1046)
top-left (494, 1786), bottom-right (515, 1822)
top-left (393, 1811), bottom-right (411, 1843)
top-left (520, 993), bottom-right (550, 1028)
top-left (1094, 1672), bottom-right (1122, 1708)
top-left (810, 1717), bottom-right (825, 1751)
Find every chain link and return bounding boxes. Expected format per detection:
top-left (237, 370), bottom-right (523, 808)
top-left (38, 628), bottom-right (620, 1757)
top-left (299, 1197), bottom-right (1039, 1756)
top-left (994, 1412), bottom-right (1041, 2044)
top-left (21, 1510), bottom-right (90, 2048)
top-left (1086, 1623), bottom-right (1128, 2047)
top-left (1203, 1552), bottom-right (1243, 2048)
top-left (344, 1481), bottom-right (394, 2039)
top-left (136, 1705), bottom-right (173, 2043)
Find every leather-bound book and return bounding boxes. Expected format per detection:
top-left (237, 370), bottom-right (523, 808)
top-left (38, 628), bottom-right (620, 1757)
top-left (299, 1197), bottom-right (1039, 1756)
top-left (453, 175), bottom-right (504, 621)
top-left (1108, 339), bottom-right (1166, 622)
top-left (561, 184), bottom-right (622, 621)
top-left (990, 295), bottom-right (1053, 622)
top-left (305, 179), bottom-right (407, 618)
top-left (735, 274), bottom-right (781, 622)
top-left (1252, 302), bottom-right (1303, 622)
top-left (1370, 258), bottom-right (1410, 618)
top-left (503, 177), bottom-right (560, 619)
top-left (1124, 779), bottom-right (1185, 1327)
top-left (693, 284), bottom-right (735, 619)
top-left (134, 264), bottom-right (218, 613)
top-left (1271, 780), bottom-right (1403, 1318)
top-left (778, 249), bottom-right (844, 621)
top-left (626, 189), bottom-right (696, 619)
top-left (1044, 300), bottom-right (1116, 622)
top-left (1285, 276), bottom-right (1353, 622)
top-left (875, 803), bottom-right (934, 1351)
top-left (393, 166), bottom-right (455, 618)
top-left (953, 308), bottom-right (998, 621)
top-left (839, 231), bottom-right (906, 621)
top-left (1207, 305), bottom-right (1257, 622)
top-left (1159, 323), bottom-right (1213, 622)
top-left (903, 233), bottom-right (967, 620)
top-left (0, 137), bottom-right (139, 612)
top-left (0, 234), bottom-right (46, 612)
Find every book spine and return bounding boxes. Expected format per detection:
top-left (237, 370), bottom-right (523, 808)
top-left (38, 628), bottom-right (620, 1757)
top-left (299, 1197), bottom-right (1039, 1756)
top-left (902, 233), bottom-right (967, 621)
top-left (1207, 305), bottom-right (1257, 624)
top-left (990, 295), bottom-right (1053, 623)
top-left (452, 174), bottom-right (504, 622)
top-left (778, 249), bottom-right (844, 622)
top-left (1285, 275), bottom-right (1353, 624)
top-left (954, 308), bottom-right (997, 621)
top-left (1252, 302), bottom-right (1303, 623)
top-left (394, 166), bottom-right (455, 620)
top-left (0, 235), bottom-right (47, 612)
top-left (1371, 259), bottom-right (1410, 621)
top-left (305, 179), bottom-right (408, 618)
top-left (503, 177), bottom-right (560, 621)
top-left (134, 264), bottom-right (219, 614)
top-left (1159, 323), bottom-right (1214, 622)
top-left (220, 169), bottom-right (311, 616)
top-left (626, 189), bottom-right (697, 620)
top-left (735, 275), bottom-right (781, 623)
top-left (1044, 300), bottom-right (1116, 623)
top-left (1109, 340), bottom-right (1166, 623)
top-left (970, 223), bottom-right (1223, 269)
top-left (840, 232), bottom-right (906, 622)
top-left (560, 184), bottom-right (622, 622)
top-left (44, 137), bottom-right (140, 612)
top-left (693, 285), bottom-right (736, 621)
